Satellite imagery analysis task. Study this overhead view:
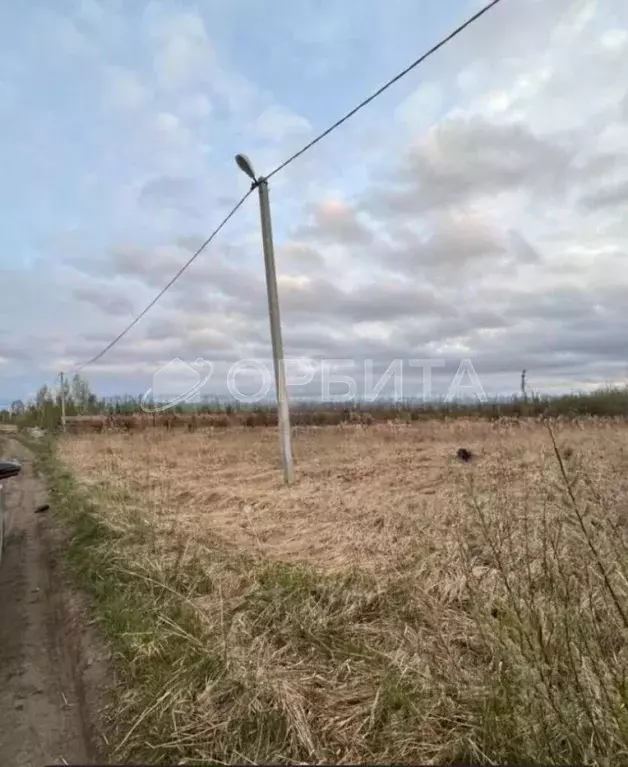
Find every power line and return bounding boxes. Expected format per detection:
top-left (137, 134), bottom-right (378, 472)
top-left (266, 0), bottom-right (505, 181)
top-left (70, 0), bottom-right (504, 373)
top-left (73, 189), bottom-right (254, 373)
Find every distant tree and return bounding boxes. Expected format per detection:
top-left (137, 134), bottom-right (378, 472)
top-left (71, 373), bottom-right (94, 413)
top-left (55, 376), bottom-right (72, 409)
top-left (32, 384), bottom-right (64, 429)
top-left (35, 384), bottom-right (53, 407)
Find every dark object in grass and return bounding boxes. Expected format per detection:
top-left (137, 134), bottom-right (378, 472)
top-left (34, 504), bottom-right (50, 514)
top-left (456, 448), bottom-right (473, 463)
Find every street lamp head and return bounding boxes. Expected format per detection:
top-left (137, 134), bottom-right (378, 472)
top-left (235, 153), bottom-right (257, 181)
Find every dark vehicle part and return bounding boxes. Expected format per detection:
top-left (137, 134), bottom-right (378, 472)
top-left (0, 460), bottom-right (22, 480)
top-left (0, 459), bottom-right (22, 566)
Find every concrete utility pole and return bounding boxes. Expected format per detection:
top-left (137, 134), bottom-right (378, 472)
top-left (60, 371), bottom-right (66, 433)
top-left (235, 153), bottom-right (294, 484)
top-left (521, 369), bottom-right (527, 402)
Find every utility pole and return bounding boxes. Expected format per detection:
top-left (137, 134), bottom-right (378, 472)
top-left (60, 371), bottom-right (66, 433)
top-left (520, 369), bottom-right (527, 402)
top-left (235, 154), bottom-right (294, 484)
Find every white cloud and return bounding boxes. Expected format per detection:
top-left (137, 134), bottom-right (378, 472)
top-left (601, 27), bottom-right (628, 48)
top-left (395, 82), bottom-right (443, 128)
top-left (145, 6), bottom-right (214, 91)
top-left (104, 66), bottom-right (150, 111)
top-left (179, 92), bottom-right (212, 120)
top-left (255, 105), bottom-right (311, 143)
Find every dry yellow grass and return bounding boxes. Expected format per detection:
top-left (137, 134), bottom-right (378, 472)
top-left (52, 419), bottom-right (628, 765)
top-left (56, 421), bottom-right (582, 567)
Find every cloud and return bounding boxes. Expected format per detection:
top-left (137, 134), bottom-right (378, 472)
top-left (138, 175), bottom-right (205, 217)
top-left (76, 0), bottom-right (107, 27)
top-left (49, 16), bottom-right (93, 57)
top-left (72, 285), bottom-right (135, 317)
top-left (255, 105), bottom-right (312, 143)
top-left (0, 338), bottom-right (33, 363)
top-left (579, 178), bottom-right (628, 210)
top-left (145, 5), bottom-right (215, 92)
top-left (395, 82), bottom-right (443, 128)
top-left (368, 116), bottom-right (579, 220)
top-left (296, 198), bottom-right (374, 245)
top-left (2, 0), bottom-right (628, 402)
top-left (103, 66), bottom-right (150, 111)
top-left (178, 93), bottom-right (212, 120)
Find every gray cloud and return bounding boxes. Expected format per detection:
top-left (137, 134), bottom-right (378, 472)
top-left (377, 214), bottom-right (516, 283)
top-left (138, 175), bottom-right (204, 217)
top-left (295, 199), bottom-right (373, 245)
top-left (278, 276), bottom-right (448, 322)
top-left (145, 319), bottom-right (181, 341)
top-left (365, 116), bottom-right (579, 219)
top-left (579, 178), bottom-right (628, 210)
top-left (72, 285), bottom-right (135, 317)
top-left (0, 339), bottom-right (33, 362)
top-left (277, 242), bottom-right (325, 271)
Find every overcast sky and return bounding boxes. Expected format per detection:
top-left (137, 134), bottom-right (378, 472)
top-left (1, 0), bottom-right (627, 405)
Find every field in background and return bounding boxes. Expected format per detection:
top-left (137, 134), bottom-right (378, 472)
top-left (44, 420), bottom-right (628, 764)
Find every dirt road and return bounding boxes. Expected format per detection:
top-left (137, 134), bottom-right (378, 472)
top-left (0, 440), bottom-right (96, 766)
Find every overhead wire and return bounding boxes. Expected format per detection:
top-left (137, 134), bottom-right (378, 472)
top-left (70, 0), bottom-right (505, 374)
top-left (265, 0), bottom-right (505, 180)
top-left (72, 188), bottom-right (254, 373)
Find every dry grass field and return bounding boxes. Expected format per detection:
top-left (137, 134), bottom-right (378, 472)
top-left (47, 419), bottom-right (628, 764)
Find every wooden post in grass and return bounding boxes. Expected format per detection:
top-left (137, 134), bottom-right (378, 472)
top-left (60, 372), bottom-right (66, 433)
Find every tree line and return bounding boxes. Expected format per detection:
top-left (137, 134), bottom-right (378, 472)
top-left (3, 373), bottom-right (628, 432)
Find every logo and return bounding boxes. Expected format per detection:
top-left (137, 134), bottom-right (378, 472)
top-left (141, 358), bottom-right (214, 413)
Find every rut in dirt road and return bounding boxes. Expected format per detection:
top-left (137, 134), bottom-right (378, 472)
top-left (0, 440), bottom-right (94, 767)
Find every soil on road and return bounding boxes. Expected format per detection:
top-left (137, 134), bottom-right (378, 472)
top-left (0, 439), bottom-right (103, 766)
